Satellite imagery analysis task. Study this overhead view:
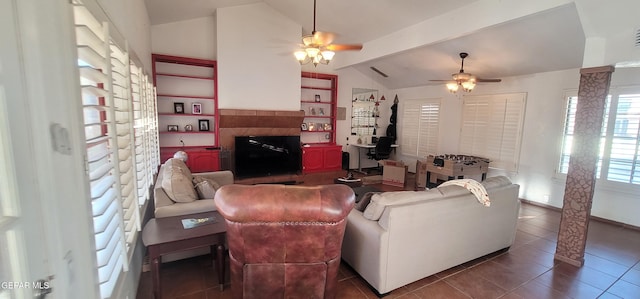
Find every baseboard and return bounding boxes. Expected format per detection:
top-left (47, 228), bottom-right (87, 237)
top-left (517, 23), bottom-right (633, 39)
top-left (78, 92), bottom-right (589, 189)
top-left (519, 198), bottom-right (640, 231)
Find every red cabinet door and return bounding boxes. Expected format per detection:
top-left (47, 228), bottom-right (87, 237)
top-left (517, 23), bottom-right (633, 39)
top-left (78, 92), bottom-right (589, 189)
top-left (188, 150), bottom-right (220, 173)
top-left (323, 146), bottom-right (342, 170)
top-left (302, 147), bottom-right (324, 173)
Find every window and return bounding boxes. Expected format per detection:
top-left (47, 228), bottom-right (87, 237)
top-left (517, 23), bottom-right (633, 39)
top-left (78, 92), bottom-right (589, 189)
top-left (459, 93), bottom-right (526, 172)
top-left (558, 93), bottom-right (610, 177)
top-left (73, 1), bottom-right (159, 298)
top-left (401, 99), bottom-right (440, 157)
top-left (558, 88), bottom-right (640, 185)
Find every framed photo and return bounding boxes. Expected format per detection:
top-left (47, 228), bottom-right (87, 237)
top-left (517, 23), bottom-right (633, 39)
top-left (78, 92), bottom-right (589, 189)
top-left (167, 125), bottom-right (179, 132)
top-left (314, 94), bottom-right (321, 102)
top-left (198, 119), bottom-right (210, 131)
top-left (301, 123), bottom-right (308, 131)
top-left (174, 102), bottom-right (185, 114)
top-left (192, 103), bottom-right (202, 114)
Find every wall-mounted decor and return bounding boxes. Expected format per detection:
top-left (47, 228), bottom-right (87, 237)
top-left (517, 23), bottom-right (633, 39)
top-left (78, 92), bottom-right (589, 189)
top-left (192, 103), bottom-right (202, 114)
top-left (174, 102), bottom-right (185, 114)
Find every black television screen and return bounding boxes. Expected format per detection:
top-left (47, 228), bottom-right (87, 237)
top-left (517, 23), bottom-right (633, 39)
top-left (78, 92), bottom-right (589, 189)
top-left (234, 135), bottom-right (301, 178)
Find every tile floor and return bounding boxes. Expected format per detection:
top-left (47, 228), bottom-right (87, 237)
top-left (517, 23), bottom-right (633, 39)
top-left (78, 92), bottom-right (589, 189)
top-left (137, 172), bottom-right (640, 298)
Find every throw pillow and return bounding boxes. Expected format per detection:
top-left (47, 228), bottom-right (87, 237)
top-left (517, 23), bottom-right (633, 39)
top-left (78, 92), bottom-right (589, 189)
top-left (363, 190), bottom-right (443, 221)
top-left (192, 177), bottom-right (221, 199)
top-left (354, 192), bottom-right (381, 212)
top-left (161, 167), bottom-right (198, 203)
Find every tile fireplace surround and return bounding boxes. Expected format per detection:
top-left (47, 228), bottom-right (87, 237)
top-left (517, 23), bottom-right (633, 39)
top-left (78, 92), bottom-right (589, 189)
top-left (218, 109), bottom-right (305, 181)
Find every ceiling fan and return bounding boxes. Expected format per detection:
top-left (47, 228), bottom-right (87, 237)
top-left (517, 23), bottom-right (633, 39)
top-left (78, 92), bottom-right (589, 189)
top-left (294, 0), bottom-right (363, 66)
top-left (430, 52), bottom-right (501, 93)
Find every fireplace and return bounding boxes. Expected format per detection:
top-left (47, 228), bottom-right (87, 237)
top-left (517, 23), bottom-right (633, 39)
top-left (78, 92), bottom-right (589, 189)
top-left (217, 109), bottom-right (305, 180)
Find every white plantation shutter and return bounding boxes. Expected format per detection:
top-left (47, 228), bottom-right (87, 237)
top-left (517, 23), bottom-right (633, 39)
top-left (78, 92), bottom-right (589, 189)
top-left (74, 3), bottom-right (125, 297)
top-left (606, 93), bottom-right (640, 184)
top-left (110, 42), bottom-right (141, 250)
top-left (131, 64), bottom-right (160, 206)
top-left (73, 1), bottom-right (160, 297)
top-left (460, 93), bottom-right (526, 172)
top-left (402, 99), bottom-right (440, 157)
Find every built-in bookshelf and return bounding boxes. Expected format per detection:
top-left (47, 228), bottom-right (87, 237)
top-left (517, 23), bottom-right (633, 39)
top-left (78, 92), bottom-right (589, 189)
top-left (152, 54), bottom-right (220, 172)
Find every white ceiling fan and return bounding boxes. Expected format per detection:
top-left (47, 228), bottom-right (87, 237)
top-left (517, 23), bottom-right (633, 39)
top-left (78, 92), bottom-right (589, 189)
top-left (430, 52), bottom-right (501, 93)
top-left (294, 0), bottom-right (363, 66)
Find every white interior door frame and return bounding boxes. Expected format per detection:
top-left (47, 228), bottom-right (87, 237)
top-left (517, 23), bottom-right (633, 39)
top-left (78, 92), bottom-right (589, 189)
top-left (1, 0), bottom-right (100, 297)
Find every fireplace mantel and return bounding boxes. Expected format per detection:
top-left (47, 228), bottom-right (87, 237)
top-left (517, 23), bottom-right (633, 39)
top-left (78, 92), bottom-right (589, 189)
top-left (218, 109), bottom-right (305, 150)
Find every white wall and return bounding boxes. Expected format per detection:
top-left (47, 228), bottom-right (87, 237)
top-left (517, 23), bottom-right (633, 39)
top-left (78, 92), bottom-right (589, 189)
top-left (392, 67), bottom-right (640, 227)
top-left (96, 0), bottom-right (152, 70)
top-left (151, 16), bottom-right (217, 60)
top-left (217, 3), bottom-right (301, 111)
top-left (335, 68), bottom-right (393, 169)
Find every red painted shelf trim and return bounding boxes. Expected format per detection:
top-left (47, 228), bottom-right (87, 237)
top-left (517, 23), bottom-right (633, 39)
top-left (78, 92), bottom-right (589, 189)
top-left (160, 131), bottom-right (215, 134)
top-left (156, 73), bottom-right (215, 80)
top-left (301, 100), bottom-right (333, 104)
top-left (158, 113), bottom-right (216, 117)
top-left (301, 85), bottom-right (333, 91)
top-left (160, 146), bottom-right (219, 151)
top-left (157, 94), bottom-right (215, 100)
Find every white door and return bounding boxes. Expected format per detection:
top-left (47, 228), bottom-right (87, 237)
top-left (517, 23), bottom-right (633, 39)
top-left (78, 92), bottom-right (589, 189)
top-left (0, 0), bottom-right (54, 297)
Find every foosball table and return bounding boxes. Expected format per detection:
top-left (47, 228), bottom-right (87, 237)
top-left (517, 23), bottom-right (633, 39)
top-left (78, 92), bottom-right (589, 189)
top-left (425, 154), bottom-right (490, 185)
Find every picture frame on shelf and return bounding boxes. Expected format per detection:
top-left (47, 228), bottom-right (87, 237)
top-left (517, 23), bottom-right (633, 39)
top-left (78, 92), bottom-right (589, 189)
top-left (167, 125), bottom-right (179, 132)
top-left (301, 123), bottom-right (308, 131)
top-left (315, 94), bottom-right (321, 102)
top-left (192, 103), bottom-right (202, 114)
top-left (174, 102), bottom-right (185, 114)
top-left (198, 119), bottom-right (210, 131)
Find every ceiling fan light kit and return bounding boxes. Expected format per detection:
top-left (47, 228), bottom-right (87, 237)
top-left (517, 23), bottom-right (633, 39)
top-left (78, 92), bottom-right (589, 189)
top-left (295, 0), bottom-right (362, 66)
top-left (432, 52), bottom-right (501, 93)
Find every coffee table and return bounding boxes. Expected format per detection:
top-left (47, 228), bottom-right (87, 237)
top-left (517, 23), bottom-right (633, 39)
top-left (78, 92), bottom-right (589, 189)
top-left (142, 211), bottom-right (226, 298)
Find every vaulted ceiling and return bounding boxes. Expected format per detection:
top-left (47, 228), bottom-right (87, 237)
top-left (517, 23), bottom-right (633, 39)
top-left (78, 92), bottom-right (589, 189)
top-left (145, 0), bottom-right (593, 89)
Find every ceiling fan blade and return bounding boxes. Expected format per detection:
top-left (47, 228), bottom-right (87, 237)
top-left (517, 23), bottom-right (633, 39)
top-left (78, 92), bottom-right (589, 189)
top-left (476, 78), bottom-right (502, 83)
top-left (326, 44), bottom-right (363, 51)
top-left (312, 31), bottom-right (335, 45)
top-left (429, 79), bottom-right (456, 83)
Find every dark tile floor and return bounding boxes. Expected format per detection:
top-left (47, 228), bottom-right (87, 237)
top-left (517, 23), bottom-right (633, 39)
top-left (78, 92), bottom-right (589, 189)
top-left (137, 172), bottom-right (640, 298)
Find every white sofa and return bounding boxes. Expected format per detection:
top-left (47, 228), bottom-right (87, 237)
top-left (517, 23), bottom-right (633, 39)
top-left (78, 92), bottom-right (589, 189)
top-left (154, 158), bottom-right (234, 218)
top-left (341, 176), bottom-right (520, 295)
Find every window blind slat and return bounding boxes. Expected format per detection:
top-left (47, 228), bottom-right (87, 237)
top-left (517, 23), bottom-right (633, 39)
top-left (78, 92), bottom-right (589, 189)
top-left (460, 93), bottom-right (526, 172)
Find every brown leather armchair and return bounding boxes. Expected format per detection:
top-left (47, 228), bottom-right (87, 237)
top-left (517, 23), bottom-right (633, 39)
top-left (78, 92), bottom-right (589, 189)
top-left (214, 184), bottom-right (355, 299)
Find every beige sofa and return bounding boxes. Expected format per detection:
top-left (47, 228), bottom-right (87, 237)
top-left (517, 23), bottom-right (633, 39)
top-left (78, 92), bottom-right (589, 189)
top-left (341, 176), bottom-right (520, 295)
top-left (154, 158), bottom-right (234, 218)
